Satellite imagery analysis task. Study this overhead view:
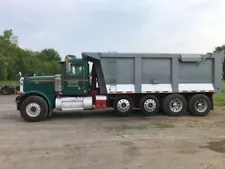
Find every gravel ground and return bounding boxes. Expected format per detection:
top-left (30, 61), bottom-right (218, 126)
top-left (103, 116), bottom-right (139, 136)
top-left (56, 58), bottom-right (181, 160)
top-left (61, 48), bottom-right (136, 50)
top-left (1, 95), bottom-right (225, 169)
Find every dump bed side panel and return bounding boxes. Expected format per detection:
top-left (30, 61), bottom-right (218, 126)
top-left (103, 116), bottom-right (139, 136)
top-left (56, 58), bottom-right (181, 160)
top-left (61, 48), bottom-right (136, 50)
top-left (100, 57), bottom-right (135, 93)
top-left (178, 59), bottom-right (214, 93)
top-left (101, 57), bottom-right (135, 84)
top-left (82, 52), bottom-right (224, 94)
top-left (179, 59), bottom-right (213, 83)
top-left (141, 57), bottom-right (173, 94)
top-left (142, 58), bottom-right (172, 84)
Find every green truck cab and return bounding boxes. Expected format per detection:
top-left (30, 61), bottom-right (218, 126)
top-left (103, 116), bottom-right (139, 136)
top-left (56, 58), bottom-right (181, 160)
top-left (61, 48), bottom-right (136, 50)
top-left (16, 55), bottom-right (97, 122)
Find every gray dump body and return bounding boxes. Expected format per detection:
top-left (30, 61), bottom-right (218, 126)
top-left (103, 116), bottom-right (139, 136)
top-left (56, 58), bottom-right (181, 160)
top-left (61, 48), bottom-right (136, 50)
top-left (82, 52), bottom-right (224, 94)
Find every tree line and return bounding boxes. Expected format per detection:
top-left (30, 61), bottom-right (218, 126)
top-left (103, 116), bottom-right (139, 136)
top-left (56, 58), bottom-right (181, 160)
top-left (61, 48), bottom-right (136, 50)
top-left (0, 29), bottom-right (61, 81)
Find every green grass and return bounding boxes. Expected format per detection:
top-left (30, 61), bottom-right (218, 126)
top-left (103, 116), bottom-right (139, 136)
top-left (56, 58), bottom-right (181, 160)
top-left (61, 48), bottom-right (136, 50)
top-left (214, 82), bottom-right (225, 106)
top-left (0, 81), bottom-right (18, 86)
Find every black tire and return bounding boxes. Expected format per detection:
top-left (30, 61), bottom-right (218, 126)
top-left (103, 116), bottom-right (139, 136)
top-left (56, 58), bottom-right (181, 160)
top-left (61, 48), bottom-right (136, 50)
top-left (113, 96), bottom-right (133, 116)
top-left (1, 86), bottom-right (11, 95)
top-left (188, 94), bottom-right (211, 116)
top-left (163, 94), bottom-right (187, 116)
top-left (140, 95), bottom-right (159, 116)
top-left (20, 96), bottom-right (49, 122)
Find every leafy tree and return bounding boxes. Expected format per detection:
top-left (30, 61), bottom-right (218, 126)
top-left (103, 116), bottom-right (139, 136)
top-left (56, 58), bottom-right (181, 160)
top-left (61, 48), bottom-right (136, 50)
top-left (214, 45), bottom-right (225, 53)
top-left (37, 48), bottom-right (61, 61)
top-left (0, 29), bottom-right (61, 81)
top-left (0, 29), bottom-right (19, 57)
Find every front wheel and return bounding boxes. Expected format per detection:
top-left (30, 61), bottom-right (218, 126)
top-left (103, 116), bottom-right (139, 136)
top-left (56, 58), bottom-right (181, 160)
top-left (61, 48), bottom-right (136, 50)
top-left (113, 96), bottom-right (133, 116)
top-left (20, 96), bottom-right (49, 122)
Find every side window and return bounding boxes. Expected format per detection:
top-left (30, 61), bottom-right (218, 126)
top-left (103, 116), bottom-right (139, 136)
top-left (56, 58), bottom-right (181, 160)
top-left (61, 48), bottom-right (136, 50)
top-left (71, 65), bottom-right (84, 75)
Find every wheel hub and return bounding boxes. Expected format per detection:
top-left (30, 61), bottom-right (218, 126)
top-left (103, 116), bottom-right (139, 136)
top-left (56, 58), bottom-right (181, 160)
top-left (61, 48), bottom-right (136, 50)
top-left (148, 103), bottom-right (153, 107)
top-left (26, 103), bottom-right (41, 117)
top-left (31, 107), bottom-right (37, 112)
top-left (197, 103), bottom-right (203, 107)
top-left (117, 99), bottom-right (130, 112)
top-left (195, 99), bottom-right (207, 112)
top-left (122, 103), bottom-right (127, 108)
top-left (172, 102), bottom-right (178, 107)
top-left (170, 99), bottom-right (183, 112)
top-left (144, 99), bottom-right (157, 112)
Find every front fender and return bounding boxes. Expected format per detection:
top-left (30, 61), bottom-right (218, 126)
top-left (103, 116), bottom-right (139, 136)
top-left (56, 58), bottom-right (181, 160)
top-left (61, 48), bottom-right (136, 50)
top-left (15, 91), bottom-right (53, 110)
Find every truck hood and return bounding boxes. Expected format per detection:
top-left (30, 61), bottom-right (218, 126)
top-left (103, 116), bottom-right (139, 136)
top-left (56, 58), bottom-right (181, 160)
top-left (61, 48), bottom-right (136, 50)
top-left (21, 75), bottom-right (55, 94)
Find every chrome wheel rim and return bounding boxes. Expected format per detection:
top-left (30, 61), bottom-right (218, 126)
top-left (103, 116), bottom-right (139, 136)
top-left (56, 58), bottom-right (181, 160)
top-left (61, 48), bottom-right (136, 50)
top-left (144, 99), bottom-right (157, 112)
top-left (26, 103), bottom-right (41, 117)
top-left (169, 98), bottom-right (183, 113)
top-left (117, 99), bottom-right (130, 112)
top-left (195, 99), bottom-right (208, 113)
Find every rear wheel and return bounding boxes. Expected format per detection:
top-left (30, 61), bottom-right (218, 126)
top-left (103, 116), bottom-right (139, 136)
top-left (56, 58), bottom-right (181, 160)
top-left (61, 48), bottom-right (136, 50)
top-left (140, 95), bottom-right (159, 116)
top-left (188, 94), bottom-right (211, 116)
top-left (113, 96), bottom-right (133, 116)
top-left (163, 94), bottom-right (187, 116)
top-left (20, 96), bottom-right (49, 122)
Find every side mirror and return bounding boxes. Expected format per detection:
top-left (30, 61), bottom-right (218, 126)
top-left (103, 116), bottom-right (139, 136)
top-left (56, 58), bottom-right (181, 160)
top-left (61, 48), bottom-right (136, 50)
top-left (66, 62), bottom-right (71, 74)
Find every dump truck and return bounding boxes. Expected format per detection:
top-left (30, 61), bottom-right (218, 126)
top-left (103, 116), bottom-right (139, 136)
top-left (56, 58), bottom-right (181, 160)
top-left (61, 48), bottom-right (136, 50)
top-left (15, 52), bottom-right (224, 122)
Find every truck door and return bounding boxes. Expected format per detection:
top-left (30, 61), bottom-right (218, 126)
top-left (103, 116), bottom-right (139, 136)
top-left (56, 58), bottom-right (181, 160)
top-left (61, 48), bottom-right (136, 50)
top-left (63, 62), bottom-right (88, 95)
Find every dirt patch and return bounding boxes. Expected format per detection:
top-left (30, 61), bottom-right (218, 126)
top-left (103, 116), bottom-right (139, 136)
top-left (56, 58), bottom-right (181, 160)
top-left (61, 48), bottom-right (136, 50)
top-left (176, 149), bottom-right (199, 154)
top-left (103, 123), bottom-right (174, 132)
top-left (121, 141), bottom-right (134, 146)
top-left (201, 139), bottom-right (225, 153)
top-left (152, 122), bottom-right (174, 128)
top-left (103, 124), bottom-right (149, 131)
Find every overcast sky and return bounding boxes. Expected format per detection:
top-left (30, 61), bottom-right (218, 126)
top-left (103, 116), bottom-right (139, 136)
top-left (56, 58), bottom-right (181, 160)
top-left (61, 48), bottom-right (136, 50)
top-left (0, 0), bottom-right (225, 58)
